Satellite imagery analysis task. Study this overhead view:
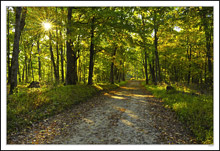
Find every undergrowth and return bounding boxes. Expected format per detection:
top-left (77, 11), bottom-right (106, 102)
top-left (7, 81), bottom-right (127, 136)
top-left (143, 83), bottom-right (213, 144)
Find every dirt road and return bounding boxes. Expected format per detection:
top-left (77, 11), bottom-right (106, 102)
top-left (8, 81), bottom-right (196, 144)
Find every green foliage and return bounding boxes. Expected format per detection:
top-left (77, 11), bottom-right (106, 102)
top-left (7, 6), bottom-right (213, 143)
top-left (7, 81), bottom-right (127, 135)
top-left (143, 83), bottom-right (213, 144)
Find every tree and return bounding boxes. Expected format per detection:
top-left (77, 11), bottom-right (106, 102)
top-left (10, 7), bottom-right (27, 94)
top-left (7, 6), bottom-right (213, 92)
top-left (88, 16), bottom-right (95, 85)
top-left (66, 8), bottom-right (76, 85)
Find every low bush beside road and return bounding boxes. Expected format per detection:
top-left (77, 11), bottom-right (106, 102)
top-left (7, 81), bottom-right (127, 136)
top-left (143, 83), bottom-right (213, 144)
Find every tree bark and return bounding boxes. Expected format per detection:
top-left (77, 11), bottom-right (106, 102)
top-left (153, 11), bottom-right (162, 83)
top-left (122, 63), bottom-right (125, 81)
top-left (78, 51), bottom-right (81, 83)
top-left (30, 44), bottom-right (34, 81)
top-left (18, 63), bottom-right (21, 82)
top-left (144, 51), bottom-right (149, 84)
top-left (25, 52), bottom-right (28, 83)
top-left (7, 8), bottom-right (11, 85)
top-left (88, 17), bottom-right (95, 85)
top-left (22, 65), bottom-right (25, 82)
top-left (110, 47), bottom-right (117, 84)
top-left (49, 32), bottom-right (59, 82)
top-left (154, 28), bottom-right (161, 83)
top-left (187, 44), bottom-right (192, 84)
top-left (60, 30), bottom-right (64, 82)
top-left (149, 62), bottom-right (156, 85)
top-left (199, 8), bottom-right (212, 73)
top-left (72, 36), bottom-right (81, 84)
top-left (72, 53), bottom-right (78, 84)
top-left (10, 7), bottom-right (27, 93)
top-left (37, 38), bottom-right (41, 81)
top-left (56, 7), bottom-right (60, 81)
top-left (66, 7), bottom-right (76, 85)
top-left (10, 7), bottom-right (22, 94)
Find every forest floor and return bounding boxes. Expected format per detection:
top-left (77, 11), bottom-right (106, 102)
top-left (7, 81), bottom-right (197, 144)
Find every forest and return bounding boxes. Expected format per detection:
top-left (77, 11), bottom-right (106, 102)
top-left (6, 7), bottom-right (214, 144)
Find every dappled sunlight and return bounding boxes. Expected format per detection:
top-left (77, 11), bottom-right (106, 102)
top-left (125, 110), bottom-right (139, 120)
top-left (121, 119), bottom-right (134, 127)
top-left (173, 102), bottom-right (187, 111)
top-left (113, 92), bottom-right (124, 95)
top-left (104, 92), bottom-right (110, 96)
top-left (82, 118), bottom-right (94, 125)
top-left (120, 86), bottom-right (138, 90)
top-left (113, 105), bottom-right (139, 120)
top-left (133, 94), bottom-right (154, 98)
top-left (93, 84), bottom-right (103, 90)
top-left (7, 5), bottom-right (213, 144)
top-left (111, 95), bottom-right (126, 100)
top-left (104, 91), bottom-right (127, 100)
top-left (134, 127), bottom-right (149, 135)
top-left (113, 106), bottom-right (126, 112)
top-left (120, 118), bottom-right (150, 135)
top-left (135, 100), bottom-right (147, 103)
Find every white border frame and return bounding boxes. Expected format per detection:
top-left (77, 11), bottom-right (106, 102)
top-left (1, 1), bottom-right (219, 150)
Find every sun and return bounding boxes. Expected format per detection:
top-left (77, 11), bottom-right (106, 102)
top-left (42, 22), bottom-right (52, 31)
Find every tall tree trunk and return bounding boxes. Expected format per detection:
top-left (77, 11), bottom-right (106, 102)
top-left (25, 53), bottom-right (28, 83)
top-left (122, 63), bottom-right (125, 81)
top-left (18, 63), bottom-right (21, 82)
top-left (72, 48), bottom-right (78, 84)
top-left (60, 30), bottom-right (64, 82)
top-left (28, 49), bottom-right (31, 82)
top-left (205, 33), bottom-right (212, 73)
top-left (56, 7), bottom-right (60, 81)
top-left (149, 61), bottom-right (156, 85)
top-left (66, 8), bottom-right (76, 85)
top-left (51, 62), bottom-right (53, 82)
top-left (153, 10), bottom-right (162, 83)
top-left (144, 51), bottom-right (149, 84)
top-left (10, 7), bottom-right (27, 93)
top-left (83, 61), bottom-right (86, 84)
top-left (22, 65), bottom-right (25, 82)
top-left (49, 32), bottom-right (59, 82)
top-left (88, 17), bottom-right (95, 85)
top-left (200, 8), bottom-right (212, 73)
top-left (37, 39), bottom-right (41, 81)
top-left (204, 60), bottom-right (207, 84)
top-left (10, 7), bottom-right (22, 94)
top-left (72, 36), bottom-right (81, 84)
top-left (154, 28), bottom-right (161, 83)
top-left (118, 71), bottom-right (121, 83)
top-left (110, 47), bottom-right (117, 84)
top-left (187, 44), bottom-right (192, 84)
top-left (78, 52), bottom-right (81, 83)
top-left (7, 8), bottom-right (11, 85)
top-left (30, 44), bottom-right (34, 81)
top-left (199, 8), bottom-right (213, 86)
top-left (122, 57), bottom-right (125, 81)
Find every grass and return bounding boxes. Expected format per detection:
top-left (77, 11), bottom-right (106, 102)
top-left (7, 81), bottom-right (127, 136)
top-left (143, 83), bottom-right (213, 144)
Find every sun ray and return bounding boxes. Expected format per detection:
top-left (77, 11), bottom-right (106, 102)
top-left (42, 22), bottom-right (52, 31)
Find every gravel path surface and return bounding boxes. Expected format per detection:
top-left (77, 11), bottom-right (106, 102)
top-left (8, 81), bottom-right (196, 144)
